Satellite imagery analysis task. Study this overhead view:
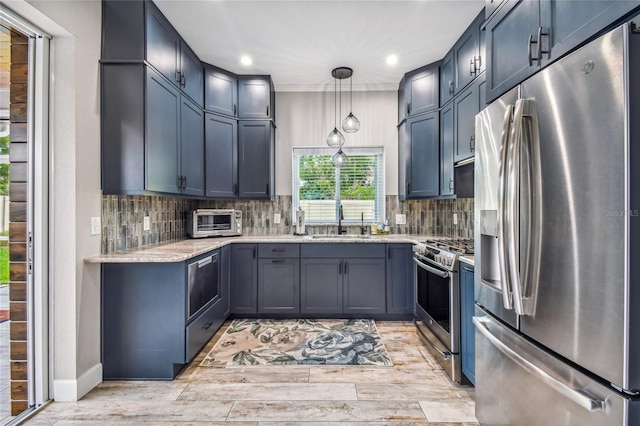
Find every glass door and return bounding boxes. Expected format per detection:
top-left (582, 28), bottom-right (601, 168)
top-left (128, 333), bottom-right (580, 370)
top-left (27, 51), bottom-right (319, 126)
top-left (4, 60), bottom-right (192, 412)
top-left (0, 8), bottom-right (50, 424)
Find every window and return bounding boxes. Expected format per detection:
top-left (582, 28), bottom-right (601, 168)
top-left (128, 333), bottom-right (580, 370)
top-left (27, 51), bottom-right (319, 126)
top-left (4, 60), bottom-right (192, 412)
top-left (293, 147), bottom-right (384, 224)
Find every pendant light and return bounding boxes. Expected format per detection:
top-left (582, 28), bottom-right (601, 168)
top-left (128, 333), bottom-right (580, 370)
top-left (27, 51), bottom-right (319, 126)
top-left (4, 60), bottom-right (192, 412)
top-left (342, 72), bottom-right (360, 133)
top-left (327, 75), bottom-right (345, 148)
top-left (332, 148), bottom-right (349, 168)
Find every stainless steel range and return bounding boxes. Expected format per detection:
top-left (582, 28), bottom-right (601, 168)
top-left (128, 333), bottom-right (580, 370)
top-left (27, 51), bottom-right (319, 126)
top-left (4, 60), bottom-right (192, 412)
top-left (413, 238), bottom-right (473, 384)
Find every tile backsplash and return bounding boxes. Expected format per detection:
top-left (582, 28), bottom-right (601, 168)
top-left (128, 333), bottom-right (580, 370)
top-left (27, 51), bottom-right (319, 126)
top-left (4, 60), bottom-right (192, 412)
top-left (101, 194), bottom-right (473, 254)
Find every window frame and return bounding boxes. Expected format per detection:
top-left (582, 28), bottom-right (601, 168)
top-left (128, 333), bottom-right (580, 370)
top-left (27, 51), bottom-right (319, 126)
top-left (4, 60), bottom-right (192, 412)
top-left (292, 146), bottom-right (385, 225)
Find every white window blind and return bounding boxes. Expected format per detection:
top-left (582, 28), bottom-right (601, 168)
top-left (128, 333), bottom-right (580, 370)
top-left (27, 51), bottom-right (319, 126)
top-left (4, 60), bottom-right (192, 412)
top-left (293, 147), bottom-right (384, 224)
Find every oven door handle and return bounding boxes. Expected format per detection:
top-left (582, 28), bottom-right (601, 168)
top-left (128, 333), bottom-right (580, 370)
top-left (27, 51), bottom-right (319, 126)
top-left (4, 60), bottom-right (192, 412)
top-left (413, 257), bottom-right (450, 278)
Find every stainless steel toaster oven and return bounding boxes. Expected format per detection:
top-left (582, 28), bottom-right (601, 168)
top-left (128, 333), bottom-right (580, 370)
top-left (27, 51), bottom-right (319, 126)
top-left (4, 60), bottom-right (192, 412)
top-left (186, 209), bottom-right (242, 238)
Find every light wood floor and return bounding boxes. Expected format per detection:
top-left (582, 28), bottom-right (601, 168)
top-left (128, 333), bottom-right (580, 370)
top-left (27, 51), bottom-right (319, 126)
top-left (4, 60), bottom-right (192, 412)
top-left (24, 321), bottom-right (478, 425)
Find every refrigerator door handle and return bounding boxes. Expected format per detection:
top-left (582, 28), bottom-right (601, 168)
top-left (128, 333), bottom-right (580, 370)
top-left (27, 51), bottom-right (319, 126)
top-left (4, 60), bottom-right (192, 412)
top-left (516, 98), bottom-right (543, 316)
top-left (508, 100), bottom-right (527, 315)
top-left (498, 105), bottom-right (515, 310)
top-left (473, 316), bottom-right (605, 412)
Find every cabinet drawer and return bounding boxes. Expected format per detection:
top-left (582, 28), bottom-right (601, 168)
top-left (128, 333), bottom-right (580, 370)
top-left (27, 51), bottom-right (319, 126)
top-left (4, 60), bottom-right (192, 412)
top-left (259, 243), bottom-right (300, 258)
top-left (186, 299), bottom-right (224, 361)
top-left (301, 243), bottom-right (385, 258)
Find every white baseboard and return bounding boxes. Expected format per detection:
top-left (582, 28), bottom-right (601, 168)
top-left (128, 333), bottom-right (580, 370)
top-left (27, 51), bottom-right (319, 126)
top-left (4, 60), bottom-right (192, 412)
top-left (53, 363), bottom-right (102, 401)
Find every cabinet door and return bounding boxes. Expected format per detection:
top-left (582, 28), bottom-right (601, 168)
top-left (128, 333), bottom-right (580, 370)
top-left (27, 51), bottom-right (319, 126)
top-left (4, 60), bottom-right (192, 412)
top-left (179, 42), bottom-right (203, 106)
top-left (220, 245), bottom-right (231, 318)
top-left (231, 244), bottom-right (258, 314)
top-left (454, 82), bottom-right (479, 163)
top-left (180, 96), bottom-right (204, 196)
top-left (386, 244), bottom-right (414, 314)
top-left (485, 0), bottom-right (541, 103)
top-left (146, 68), bottom-right (181, 194)
top-left (238, 121), bottom-right (273, 199)
top-left (343, 258), bottom-right (386, 314)
top-left (205, 113), bottom-right (237, 198)
top-left (460, 263), bottom-right (475, 385)
top-left (406, 65), bottom-right (439, 116)
top-left (300, 258), bottom-right (342, 314)
top-left (238, 76), bottom-right (272, 119)
top-left (258, 259), bottom-right (300, 314)
top-left (455, 18), bottom-right (480, 92)
top-left (440, 50), bottom-right (455, 105)
top-left (205, 66), bottom-right (238, 116)
top-left (440, 102), bottom-right (455, 196)
top-left (407, 112), bottom-right (440, 198)
top-left (540, 0), bottom-right (637, 66)
top-left (145, 2), bottom-right (180, 86)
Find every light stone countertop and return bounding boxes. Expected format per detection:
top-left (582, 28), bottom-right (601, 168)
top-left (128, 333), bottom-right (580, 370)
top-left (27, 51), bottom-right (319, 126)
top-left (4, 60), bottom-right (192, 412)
top-left (85, 234), bottom-right (434, 263)
top-left (459, 255), bottom-right (475, 266)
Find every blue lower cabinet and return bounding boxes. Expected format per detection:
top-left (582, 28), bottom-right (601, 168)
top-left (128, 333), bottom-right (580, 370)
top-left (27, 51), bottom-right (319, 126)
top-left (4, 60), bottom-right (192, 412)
top-left (300, 258), bottom-right (343, 314)
top-left (258, 258), bottom-right (300, 314)
top-left (460, 261), bottom-right (475, 384)
top-left (102, 249), bottom-right (227, 380)
top-left (231, 244), bottom-right (258, 314)
top-left (342, 258), bottom-right (386, 315)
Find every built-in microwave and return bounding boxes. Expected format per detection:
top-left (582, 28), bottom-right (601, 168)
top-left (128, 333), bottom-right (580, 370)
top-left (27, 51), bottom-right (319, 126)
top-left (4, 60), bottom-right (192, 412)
top-left (186, 209), bottom-right (242, 238)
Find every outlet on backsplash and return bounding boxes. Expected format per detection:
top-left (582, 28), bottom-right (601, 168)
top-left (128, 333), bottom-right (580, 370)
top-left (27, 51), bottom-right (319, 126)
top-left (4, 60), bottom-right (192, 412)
top-left (453, 213), bottom-right (458, 225)
top-left (396, 214), bottom-right (406, 225)
top-left (274, 213), bottom-right (281, 224)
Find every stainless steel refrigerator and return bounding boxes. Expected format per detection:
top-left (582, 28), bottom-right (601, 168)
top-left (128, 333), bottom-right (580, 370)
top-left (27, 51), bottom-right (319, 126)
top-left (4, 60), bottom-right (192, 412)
top-left (474, 19), bottom-right (640, 425)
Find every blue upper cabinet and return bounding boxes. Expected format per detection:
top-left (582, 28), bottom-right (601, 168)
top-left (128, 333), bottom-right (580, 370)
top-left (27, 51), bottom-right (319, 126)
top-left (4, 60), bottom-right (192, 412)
top-left (439, 10), bottom-right (485, 105)
top-left (485, 0), bottom-right (541, 103)
top-left (454, 11), bottom-right (484, 93)
top-left (145, 1), bottom-right (203, 106)
top-left (102, 0), bottom-right (204, 106)
top-left (238, 121), bottom-right (275, 199)
top-left (238, 76), bottom-right (275, 119)
top-left (486, 0), bottom-right (639, 102)
top-left (440, 50), bottom-right (455, 106)
top-left (403, 63), bottom-right (440, 118)
top-left (204, 65), bottom-right (238, 117)
top-left (406, 112), bottom-right (440, 198)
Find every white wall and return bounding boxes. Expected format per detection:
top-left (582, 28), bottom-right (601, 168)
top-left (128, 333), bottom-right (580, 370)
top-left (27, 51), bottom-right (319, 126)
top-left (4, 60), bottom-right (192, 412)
top-left (275, 90), bottom-right (398, 196)
top-left (6, 0), bottom-right (103, 400)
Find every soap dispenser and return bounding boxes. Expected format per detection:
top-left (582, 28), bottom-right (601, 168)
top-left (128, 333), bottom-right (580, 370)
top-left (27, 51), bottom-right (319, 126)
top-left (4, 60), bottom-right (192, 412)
top-left (295, 207), bottom-right (306, 235)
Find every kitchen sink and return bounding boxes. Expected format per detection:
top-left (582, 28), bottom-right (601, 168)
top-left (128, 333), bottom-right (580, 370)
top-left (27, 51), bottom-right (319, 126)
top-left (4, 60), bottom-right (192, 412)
top-left (307, 234), bottom-right (372, 239)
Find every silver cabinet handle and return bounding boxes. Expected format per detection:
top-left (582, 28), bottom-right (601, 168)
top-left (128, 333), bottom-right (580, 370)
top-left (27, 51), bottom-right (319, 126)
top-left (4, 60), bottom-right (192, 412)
top-left (537, 26), bottom-right (549, 62)
top-left (197, 255), bottom-right (213, 268)
top-left (448, 81), bottom-right (454, 95)
top-left (470, 135), bottom-right (475, 152)
top-left (473, 316), bottom-right (605, 412)
top-left (528, 34), bottom-right (537, 66)
top-left (266, 104), bottom-right (269, 116)
top-left (449, 178), bottom-right (454, 191)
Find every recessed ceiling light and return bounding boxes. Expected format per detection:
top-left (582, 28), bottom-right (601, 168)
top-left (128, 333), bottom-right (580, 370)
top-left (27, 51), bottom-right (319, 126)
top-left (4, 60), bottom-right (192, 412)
top-left (240, 55), bottom-right (252, 66)
top-left (386, 55), bottom-right (398, 65)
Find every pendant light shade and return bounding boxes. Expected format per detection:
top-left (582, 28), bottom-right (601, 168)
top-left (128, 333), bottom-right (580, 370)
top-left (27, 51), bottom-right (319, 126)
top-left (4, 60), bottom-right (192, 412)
top-left (342, 112), bottom-right (360, 133)
top-left (332, 148), bottom-right (349, 168)
top-left (327, 127), bottom-right (345, 147)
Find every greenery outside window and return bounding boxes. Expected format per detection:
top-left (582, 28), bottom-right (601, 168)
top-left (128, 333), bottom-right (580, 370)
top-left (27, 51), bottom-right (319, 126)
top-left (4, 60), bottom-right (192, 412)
top-left (292, 147), bottom-right (384, 224)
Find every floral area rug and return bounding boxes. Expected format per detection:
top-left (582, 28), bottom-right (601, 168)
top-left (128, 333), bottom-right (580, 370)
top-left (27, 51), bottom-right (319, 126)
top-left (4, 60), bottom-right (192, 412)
top-left (200, 319), bottom-right (393, 367)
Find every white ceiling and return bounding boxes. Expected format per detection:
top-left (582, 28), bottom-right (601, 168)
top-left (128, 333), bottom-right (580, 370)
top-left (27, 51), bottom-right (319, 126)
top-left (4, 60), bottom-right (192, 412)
top-left (155, 0), bottom-right (485, 92)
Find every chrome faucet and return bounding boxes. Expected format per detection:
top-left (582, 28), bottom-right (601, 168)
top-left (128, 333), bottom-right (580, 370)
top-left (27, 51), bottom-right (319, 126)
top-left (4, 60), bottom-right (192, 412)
top-left (338, 204), bottom-right (346, 234)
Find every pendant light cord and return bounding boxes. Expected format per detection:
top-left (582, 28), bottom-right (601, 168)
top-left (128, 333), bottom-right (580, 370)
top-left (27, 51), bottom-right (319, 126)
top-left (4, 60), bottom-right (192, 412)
top-left (350, 75), bottom-right (353, 112)
top-left (339, 78), bottom-right (342, 123)
top-left (334, 77), bottom-right (337, 127)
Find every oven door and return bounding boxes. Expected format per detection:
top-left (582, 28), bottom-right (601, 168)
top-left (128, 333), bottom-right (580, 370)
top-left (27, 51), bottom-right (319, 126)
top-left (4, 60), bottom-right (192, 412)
top-left (413, 253), bottom-right (458, 353)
